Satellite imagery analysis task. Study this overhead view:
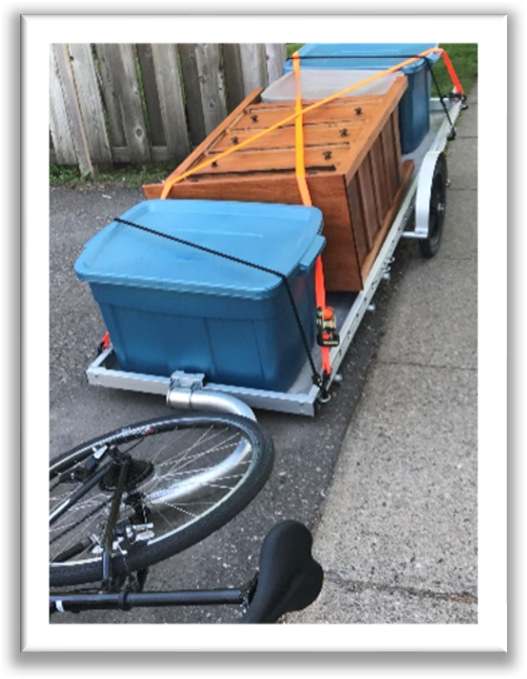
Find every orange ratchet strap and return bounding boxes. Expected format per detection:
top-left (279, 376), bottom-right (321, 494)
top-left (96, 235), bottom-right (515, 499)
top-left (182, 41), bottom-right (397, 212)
top-left (292, 53), bottom-right (312, 208)
top-left (98, 330), bottom-right (111, 353)
top-left (438, 48), bottom-right (465, 96)
top-left (292, 52), bottom-right (334, 379)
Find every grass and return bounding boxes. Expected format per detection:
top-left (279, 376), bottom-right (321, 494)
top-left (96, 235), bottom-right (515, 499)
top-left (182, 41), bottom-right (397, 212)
top-left (50, 162), bottom-right (174, 188)
top-left (51, 43), bottom-right (477, 188)
top-left (287, 44), bottom-right (304, 57)
top-left (433, 43), bottom-right (477, 95)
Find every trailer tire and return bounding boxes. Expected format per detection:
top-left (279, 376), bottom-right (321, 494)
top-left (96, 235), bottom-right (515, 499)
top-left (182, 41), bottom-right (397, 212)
top-left (419, 153), bottom-right (448, 258)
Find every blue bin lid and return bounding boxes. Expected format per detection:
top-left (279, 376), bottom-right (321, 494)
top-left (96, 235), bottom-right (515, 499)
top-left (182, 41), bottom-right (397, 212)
top-left (75, 200), bottom-right (325, 299)
top-left (285, 43), bottom-right (440, 75)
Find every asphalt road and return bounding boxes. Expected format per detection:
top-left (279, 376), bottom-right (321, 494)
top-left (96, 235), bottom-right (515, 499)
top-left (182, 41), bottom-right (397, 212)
top-left (49, 183), bottom-right (417, 623)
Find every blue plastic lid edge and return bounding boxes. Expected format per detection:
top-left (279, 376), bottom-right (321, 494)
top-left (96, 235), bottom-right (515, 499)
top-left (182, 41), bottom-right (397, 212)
top-left (298, 235), bottom-right (326, 272)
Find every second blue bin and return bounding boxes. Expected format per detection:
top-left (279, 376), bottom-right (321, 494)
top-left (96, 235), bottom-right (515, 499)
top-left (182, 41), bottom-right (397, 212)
top-left (284, 43), bottom-right (441, 153)
top-left (75, 199), bottom-right (325, 391)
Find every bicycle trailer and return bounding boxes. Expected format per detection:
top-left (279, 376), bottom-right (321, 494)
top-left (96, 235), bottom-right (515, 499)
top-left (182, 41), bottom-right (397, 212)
top-left (80, 44), bottom-right (467, 416)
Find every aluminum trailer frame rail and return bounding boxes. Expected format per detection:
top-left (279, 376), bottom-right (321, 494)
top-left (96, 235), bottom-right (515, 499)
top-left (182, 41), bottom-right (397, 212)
top-left (86, 98), bottom-right (463, 417)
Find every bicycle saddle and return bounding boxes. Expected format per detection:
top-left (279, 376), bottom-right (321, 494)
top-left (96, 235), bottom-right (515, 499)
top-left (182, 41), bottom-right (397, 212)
top-left (242, 520), bottom-right (324, 623)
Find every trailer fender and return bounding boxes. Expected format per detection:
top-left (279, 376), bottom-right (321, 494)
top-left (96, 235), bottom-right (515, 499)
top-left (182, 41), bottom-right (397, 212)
top-left (414, 150), bottom-right (446, 239)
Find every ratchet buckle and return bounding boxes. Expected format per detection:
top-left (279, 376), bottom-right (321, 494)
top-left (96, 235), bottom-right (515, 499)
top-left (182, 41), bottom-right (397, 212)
top-left (316, 307), bottom-right (339, 348)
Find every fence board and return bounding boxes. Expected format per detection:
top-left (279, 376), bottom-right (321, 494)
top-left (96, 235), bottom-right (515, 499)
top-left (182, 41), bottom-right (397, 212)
top-left (151, 44), bottom-right (190, 160)
top-left (265, 43), bottom-right (286, 83)
top-left (68, 44), bottom-right (112, 164)
top-left (136, 44), bottom-right (166, 147)
top-left (49, 49), bottom-right (76, 165)
top-left (178, 44), bottom-right (206, 145)
top-left (239, 44), bottom-right (268, 94)
top-left (51, 45), bottom-right (93, 176)
top-left (49, 42), bottom-right (287, 172)
top-left (112, 145), bottom-right (172, 164)
top-left (94, 44), bottom-right (126, 147)
top-left (110, 44), bottom-right (150, 163)
top-left (194, 44), bottom-right (228, 134)
top-left (222, 44), bottom-right (246, 111)
top-left (50, 136), bottom-right (57, 164)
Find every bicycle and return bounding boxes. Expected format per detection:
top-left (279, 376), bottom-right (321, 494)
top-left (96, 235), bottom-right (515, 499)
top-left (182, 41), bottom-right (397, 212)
top-left (49, 410), bottom-right (323, 623)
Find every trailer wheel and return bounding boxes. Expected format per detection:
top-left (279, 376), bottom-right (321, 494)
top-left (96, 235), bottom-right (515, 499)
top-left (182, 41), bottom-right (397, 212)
top-left (419, 153), bottom-right (448, 258)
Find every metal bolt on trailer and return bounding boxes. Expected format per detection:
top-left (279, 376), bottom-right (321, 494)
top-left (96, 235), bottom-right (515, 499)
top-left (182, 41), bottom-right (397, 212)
top-left (86, 96), bottom-right (464, 417)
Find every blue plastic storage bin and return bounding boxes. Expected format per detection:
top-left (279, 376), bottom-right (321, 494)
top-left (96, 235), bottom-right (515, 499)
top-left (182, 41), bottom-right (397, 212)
top-left (284, 44), bottom-right (440, 153)
top-left (75, 200), bottom-right (325, 391)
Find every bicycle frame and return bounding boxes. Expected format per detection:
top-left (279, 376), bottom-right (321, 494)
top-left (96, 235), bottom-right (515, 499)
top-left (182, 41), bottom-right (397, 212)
top-left (50, 582), bottom-right (251, 615)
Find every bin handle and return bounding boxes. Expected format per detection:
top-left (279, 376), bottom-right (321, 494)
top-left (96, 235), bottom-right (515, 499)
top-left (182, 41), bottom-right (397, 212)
top-left (298, 236), bottom-right (326, 272)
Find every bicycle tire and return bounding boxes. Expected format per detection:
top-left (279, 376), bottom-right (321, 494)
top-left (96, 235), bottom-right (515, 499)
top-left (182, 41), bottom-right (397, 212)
top-left (50, 413), bottom-right (273, 588)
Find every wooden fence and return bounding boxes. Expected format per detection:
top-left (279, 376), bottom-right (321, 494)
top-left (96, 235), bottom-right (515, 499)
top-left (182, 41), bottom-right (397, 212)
top-left (49, 43), bottom-right (287, 176)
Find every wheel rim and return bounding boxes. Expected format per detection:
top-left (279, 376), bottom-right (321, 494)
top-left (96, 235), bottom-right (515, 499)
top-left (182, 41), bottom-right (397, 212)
top-left (49, 421), bottom-right (257, 572)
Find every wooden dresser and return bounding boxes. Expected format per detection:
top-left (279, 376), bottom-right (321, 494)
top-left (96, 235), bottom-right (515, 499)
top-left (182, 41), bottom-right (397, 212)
top-left (144, 76), bottom-right (414, 291)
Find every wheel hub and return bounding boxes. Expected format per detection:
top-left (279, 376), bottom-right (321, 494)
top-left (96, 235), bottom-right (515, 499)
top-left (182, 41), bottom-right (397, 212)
top-left (100, 458), bottom-right (154, 492)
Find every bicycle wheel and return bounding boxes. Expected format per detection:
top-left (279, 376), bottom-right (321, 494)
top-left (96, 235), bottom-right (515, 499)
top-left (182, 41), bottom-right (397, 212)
top-left (50, 413), bottom-right (273, 588)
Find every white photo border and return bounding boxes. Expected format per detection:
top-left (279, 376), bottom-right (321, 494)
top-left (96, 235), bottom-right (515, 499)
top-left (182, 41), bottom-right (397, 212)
top-left (22, 13), bottom-right (506, 652)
